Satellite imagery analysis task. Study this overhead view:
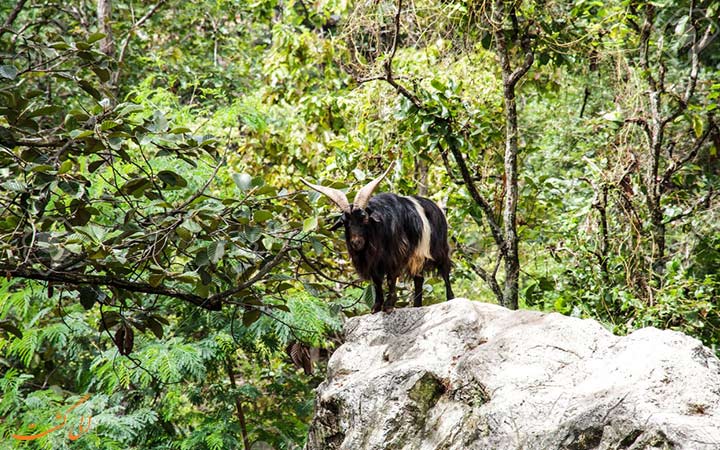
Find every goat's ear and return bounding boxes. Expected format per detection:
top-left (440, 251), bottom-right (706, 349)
top-left (369, 210), bottom-right (383, 223)
top-left (329, 215), bottom-right (344, 231)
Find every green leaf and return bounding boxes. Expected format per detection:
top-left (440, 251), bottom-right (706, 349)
top-left (58, 180), bottom-right (84, 198)
top-left (181, 218), bottom-right (202, 234)
top-left (79, 80), bottom-right (101, 100)
top-left (253, 210), bottom-right (273, 223)
top-left (148, 110), bottom-right (168, 132)
top-left (79, 286), bottom-right (101, 310)
top-left (75, 223), bottom-right (107, 242)
top-left (207, 240), bottom-right (226, 264)
top-left (27, 105), bottom-right (61, 118)
top-left (87, 32), bottom-right (106, 44)
top-left (148, 273), bottom-right (165, 288)
top-left (157, 170), bottom-right (188, 188)
top-left (302, 216), bottom-right (318, 233)
top-left (100, 119), bottom-right (120, 131)
top-left (70, 129), bottom-right (94, 139)
top-left (88, 159), bottom-right (105, 173)
top-left (692, 115), bottom-right (704, 138)
top-left (58, 160), bottom-right (74, 174)
top-left (50, 41), bottom-right (70, 50)
top-left (430, 79), bottom-right (446, 92)
top-left (0, 65), bottom-right (18, 80)
top-left (481, 33), bottom-right (492, 49)
top-left (0, 320), bottom-right (23, 338)
top-left (2, 180), bottom-right (27, 192)
top-left (242, 308), bottom-right (261, 327)
top-left (262, 237), bottom-right (275, 250)
top-left (121, 177), bottom-right (150, 196)
top-left (115, 103), bottom-right (144, 117)
top-left (146, 317), bottom-right (164, 339)
top-left (92, 67), bottom-right (111, 82)
top-left (169, 127), bottom-right (191, 134)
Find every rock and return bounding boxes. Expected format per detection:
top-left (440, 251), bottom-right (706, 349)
top-left (305, 298), bottom-right (720, 450)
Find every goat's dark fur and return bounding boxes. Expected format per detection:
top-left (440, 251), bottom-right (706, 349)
top-left (338, 193), bottom-right (454, 313)
top-left (302, 166), bottom-right (454, 313)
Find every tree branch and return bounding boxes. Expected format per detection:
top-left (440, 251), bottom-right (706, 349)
top-left (507, 42), bottom-right (534, 89)
top-left (0, 244), bottom-right (292, 311)
top-left (441, 143), bottom-right (506, 256)
top-left (1, 264), bottom-right (223, 310)
top-left (660, 119), bottom-right (713, 189)
top-left (624, 117), bottom-right (652, 141)
top-left (381, 0), bottom-right (422, 108)
top-left (0, 0), bottom-right (28, 38)
top-left (226, 358), bottom-right (251, 450)
top-left (112, 0), bottom-right (168, 86)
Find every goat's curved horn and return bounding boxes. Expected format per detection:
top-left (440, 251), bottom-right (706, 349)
top-left (354, 162), bottom-right (394, 209)
top-left (301, 179), bottom-right (351, 213)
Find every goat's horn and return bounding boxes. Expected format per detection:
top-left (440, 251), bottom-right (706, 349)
top-left (301, 179), bottom-right (351, 213)
top-left (354, 162), bottom-right (394, 209)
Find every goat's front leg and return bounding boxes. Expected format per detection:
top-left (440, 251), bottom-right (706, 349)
top-left (371, 275), bottom-right (384, 314)
top-left (384, 274), bottom-right (398, 312)
top-left (413, 275), bottom-right (424, 307)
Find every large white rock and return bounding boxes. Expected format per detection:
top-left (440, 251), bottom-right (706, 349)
top-left (305, 298), bottom-right (720, 450)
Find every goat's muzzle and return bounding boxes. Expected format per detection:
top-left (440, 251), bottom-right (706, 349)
top-left (350, 236), bottom-right (365, 251)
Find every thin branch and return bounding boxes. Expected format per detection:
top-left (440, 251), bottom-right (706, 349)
top-left (297, 249), bottom-right (362, 288)
top-left (507, 40), bottom-right (534, 89)
top-left (441, 142), bottom-right (506, 256)
top-left (663, 3), bottom-right (715, 126)
top-left (169, 153), bottom-right (224, 214)
top-left (663, 188), bottom-right (716, 225)
top-left (206, 242), bottom-right (293, 304)
top-left (13, 138), bottom-right (68, 148)
top-left (1, 264), bottom-right (222, 310)
top-left (453, 237), bottom-right (503, 301)
top-left (113, 0), bottom-right (167, 85)
top-left (348, 0), bottom-right (430, 107)
top-left (386, 0), bottom-right (402, 66)
top-left (624, 117), bottom-right (652, 142)
top-left (639, 5), bottom-right (657, 90)
top-left (682, 0), bottom-right (712, 105)
top-left (226, 359), bottom-right (251, 450)
top-left (0, 0), bottom-right (28, 38)
top-left (0, 244), bottom-right (292, 311)
top-left (374, 0), bottom-right (422, 108)
top-left (660, 120), bottom-right (713, 188)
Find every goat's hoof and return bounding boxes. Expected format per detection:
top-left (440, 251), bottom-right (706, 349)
top-left (371, 303), bottom-right (383, 314)
top-left (383, 305), bottom-right (395, 313)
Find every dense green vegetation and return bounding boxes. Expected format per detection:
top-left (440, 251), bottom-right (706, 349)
top-left (1, 0), bottom-right (717, 448)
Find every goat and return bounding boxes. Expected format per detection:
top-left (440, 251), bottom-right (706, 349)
top-left (301, 164), bottom-right (454, 313)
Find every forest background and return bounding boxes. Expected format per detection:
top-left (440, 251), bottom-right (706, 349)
top-left (0, 0), bottom-right (718, 448)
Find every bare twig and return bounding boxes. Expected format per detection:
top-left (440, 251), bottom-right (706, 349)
top-left (113, 0), bottom-right (168, 85)
top-left (0, 0), bottom-right (28, 38)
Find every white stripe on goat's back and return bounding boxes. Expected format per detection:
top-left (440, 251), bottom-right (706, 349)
top-left (404, 196), bottom-right (433, 276)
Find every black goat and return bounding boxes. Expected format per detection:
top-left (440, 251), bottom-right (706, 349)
top-left (302, 164), bottom-right (454, 313)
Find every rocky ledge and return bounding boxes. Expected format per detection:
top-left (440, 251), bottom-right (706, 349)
top-left (306, 298), bottom-right (720, 450)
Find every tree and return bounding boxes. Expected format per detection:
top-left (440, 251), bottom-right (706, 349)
top-left (620, 0), bottom-right (717, 293)
top-left (339, 0), bottom-right (540, 309)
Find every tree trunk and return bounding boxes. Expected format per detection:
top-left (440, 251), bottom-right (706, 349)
top-left (97, 0), bottom-right (114, 56)
top-left (492, 0), bottom-right (533, 310)
top-left (500, 83), bottom-right (521, 310)
top-left (226, 359), bottom-right (251, 450)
